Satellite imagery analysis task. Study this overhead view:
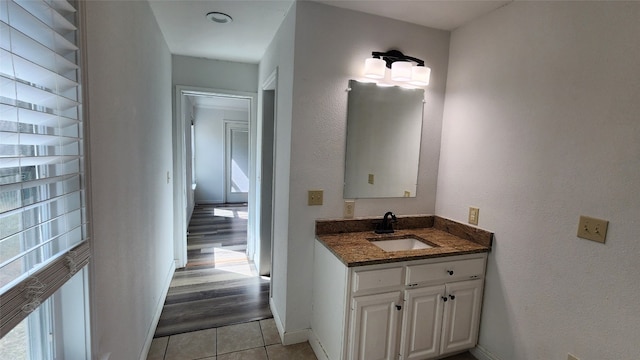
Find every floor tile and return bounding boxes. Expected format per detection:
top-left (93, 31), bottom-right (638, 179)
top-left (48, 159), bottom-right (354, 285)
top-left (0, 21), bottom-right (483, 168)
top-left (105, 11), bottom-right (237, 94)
top-left (259, 318), bottom-right (280, 346)
top-left (217, 347), bottom-right (268, 360)
top-left (217, 322), bottom-right (264, 355)
top-left (164, 328), bottom-right (216, 360)
top-left (147, 337), bottom-right (168, 360)
top-left (266, 342), bottom-right (317, 360)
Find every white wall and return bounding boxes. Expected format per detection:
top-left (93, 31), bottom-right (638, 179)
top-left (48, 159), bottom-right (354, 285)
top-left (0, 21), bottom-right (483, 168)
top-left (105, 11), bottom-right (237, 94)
top-left (261, 1), bottom-right (450, 337)
top-left (438, 2), bottom-right (640, 359)
top-left (194, 107), bottom-right (249, 203)
top-left (84, 1), bottom-right (174, 359)
top-left (258, 1), bottom-right (297, 336)
top-left (172, 55), bottom-right (259, 265)
top-left (172, 55), bottom-right (258, 92)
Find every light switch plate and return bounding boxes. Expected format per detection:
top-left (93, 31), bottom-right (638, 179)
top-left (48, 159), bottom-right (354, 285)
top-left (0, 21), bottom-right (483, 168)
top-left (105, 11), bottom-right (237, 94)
top-left (308, 190), bottom-right (323, 206)
top-left (368, 174), bottom-right (374, 185)
top-left (577, 215), bottom-right (608, 243)
top-left (344, 200), bottom-right (355, 218)
top-left (468, 207), bottom-right (479, 225)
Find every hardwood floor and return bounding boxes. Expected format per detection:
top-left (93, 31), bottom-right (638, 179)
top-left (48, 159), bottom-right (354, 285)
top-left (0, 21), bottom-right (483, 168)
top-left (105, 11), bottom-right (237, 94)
top-left (154, 204), bottom-right (271, 338)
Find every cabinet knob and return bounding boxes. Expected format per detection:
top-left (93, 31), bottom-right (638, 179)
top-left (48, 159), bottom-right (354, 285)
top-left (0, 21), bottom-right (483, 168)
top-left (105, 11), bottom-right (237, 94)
top-left (447, 270), bottom-right (454, 275)
top-left (441, 296), bottom-right (448, 302)
top-left (449, 294), bottom-right (456, 300)
top-left (395, 305), bottom-right (402, 311)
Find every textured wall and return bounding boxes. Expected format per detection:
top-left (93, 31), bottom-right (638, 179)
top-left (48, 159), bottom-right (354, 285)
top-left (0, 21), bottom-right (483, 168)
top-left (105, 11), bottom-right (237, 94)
top-left (172, 55), bottom-right (258, 92)
top-left (438, 2), bottom-right (640, 359)
top-left (194, 108), bottom-right (249, 203)
top-left (258, 0), bottom-right (297, 333)
top-left (84, 1), bottom-right (174, 358)
top-left (282, 1), bottom-right (451, 334)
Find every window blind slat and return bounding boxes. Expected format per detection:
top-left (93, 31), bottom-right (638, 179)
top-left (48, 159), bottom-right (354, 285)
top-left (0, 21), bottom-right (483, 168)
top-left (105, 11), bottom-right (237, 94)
top-left (0, 190), bottom-right (80, 238)
top-left (6, 1), bottom-right (78, 55)
top-left (0, 210), bottom-right (81, 271)
top-left (48, 0), bottom-right (76, 15)
top-left (0, 103), bottom-right (80, 127)
top-left (1, 21), bottom-right (79, 82)
top-left (0, 0), bottom-right (86, 337)
top-left (1, 48), bottom-right (80, 95)
top-left (15, 0), bottom-right (77, 33)
top-left (0, 240), bottom-right (90, 338)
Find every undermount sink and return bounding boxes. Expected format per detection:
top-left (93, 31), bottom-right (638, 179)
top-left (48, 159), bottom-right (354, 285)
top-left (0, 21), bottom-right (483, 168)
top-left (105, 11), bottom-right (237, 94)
top-left (369, 236), bottom-right (436, 252)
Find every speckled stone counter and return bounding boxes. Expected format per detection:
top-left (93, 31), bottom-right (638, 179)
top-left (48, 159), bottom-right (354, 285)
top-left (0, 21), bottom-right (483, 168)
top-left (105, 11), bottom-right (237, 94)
top-left (315, 215), bottom-right (493, 267)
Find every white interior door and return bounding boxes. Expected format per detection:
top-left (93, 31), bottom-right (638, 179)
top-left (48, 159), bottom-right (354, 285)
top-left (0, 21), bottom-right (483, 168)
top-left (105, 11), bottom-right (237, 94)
top-left (225, 122), bottom-right (249, 203)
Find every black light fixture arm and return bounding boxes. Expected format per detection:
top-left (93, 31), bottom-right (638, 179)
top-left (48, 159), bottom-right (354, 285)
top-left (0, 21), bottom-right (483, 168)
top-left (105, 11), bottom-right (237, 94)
top-left (372, 50), bottom-right (425, 68)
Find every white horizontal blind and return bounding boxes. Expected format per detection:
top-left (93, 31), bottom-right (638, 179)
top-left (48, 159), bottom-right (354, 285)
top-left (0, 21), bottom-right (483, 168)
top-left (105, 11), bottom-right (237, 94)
top-left (0, 0), bottom-right (88, 335)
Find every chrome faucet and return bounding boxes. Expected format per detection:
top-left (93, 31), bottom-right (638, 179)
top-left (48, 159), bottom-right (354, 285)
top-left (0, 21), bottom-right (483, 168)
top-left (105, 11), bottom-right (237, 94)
top-left (375, 211), bottom-right (397, 234)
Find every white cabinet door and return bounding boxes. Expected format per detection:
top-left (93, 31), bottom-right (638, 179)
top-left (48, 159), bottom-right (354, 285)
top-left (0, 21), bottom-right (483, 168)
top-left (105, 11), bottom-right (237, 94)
top-left (349, 291), bottom-right (402, 360)
top-left (440, 279), bottom-right (484, 355)
top-left (401, 285), bottom-right (445, 360)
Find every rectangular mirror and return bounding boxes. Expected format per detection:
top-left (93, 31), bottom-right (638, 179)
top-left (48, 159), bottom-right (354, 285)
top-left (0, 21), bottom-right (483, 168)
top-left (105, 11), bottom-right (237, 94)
top-left (344, 80), bottom-right (424, 198)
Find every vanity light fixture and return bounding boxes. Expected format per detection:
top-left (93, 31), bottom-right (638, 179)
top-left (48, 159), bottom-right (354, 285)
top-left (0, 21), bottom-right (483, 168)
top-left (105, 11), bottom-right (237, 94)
top-left (363, 50), bottom-right (431, 87)
top-left (206, 11), bottom-right (233, 24)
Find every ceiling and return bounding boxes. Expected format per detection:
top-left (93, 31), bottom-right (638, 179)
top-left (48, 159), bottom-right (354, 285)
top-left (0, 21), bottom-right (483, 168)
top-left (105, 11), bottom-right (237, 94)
top-left (149, 0), bottom-right (512, 64)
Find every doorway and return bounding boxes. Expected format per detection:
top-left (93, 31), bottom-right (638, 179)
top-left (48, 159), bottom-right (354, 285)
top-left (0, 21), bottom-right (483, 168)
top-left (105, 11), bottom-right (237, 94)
top-left (173, 86), bottom-right (260, 269)
top-left (225, 121), bottom-right (249, 204)
top-left (159, 86), bottom-right (275, 336)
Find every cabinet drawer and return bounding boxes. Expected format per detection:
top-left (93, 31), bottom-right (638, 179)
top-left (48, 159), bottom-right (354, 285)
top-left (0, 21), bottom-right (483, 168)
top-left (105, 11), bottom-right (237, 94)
top-left (352, 267), bottom-right (404, 293)
top-left (406, 257), bottom-right (485, 285)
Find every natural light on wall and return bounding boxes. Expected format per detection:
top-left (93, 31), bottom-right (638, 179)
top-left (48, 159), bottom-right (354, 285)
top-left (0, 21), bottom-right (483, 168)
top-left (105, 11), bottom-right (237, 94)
top-left (0, 0), bottom-right (90, 358)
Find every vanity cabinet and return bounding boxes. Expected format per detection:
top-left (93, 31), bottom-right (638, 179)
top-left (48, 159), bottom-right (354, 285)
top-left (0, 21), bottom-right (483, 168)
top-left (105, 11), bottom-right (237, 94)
top-left (350, 291), bottom-right (402, 360)
top-left (311, 240), bottom-right (487, 360)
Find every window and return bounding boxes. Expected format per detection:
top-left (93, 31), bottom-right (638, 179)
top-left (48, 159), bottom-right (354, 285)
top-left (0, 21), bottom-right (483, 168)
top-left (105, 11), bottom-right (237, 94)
top-left (0, 0), bottom-right (90, 358)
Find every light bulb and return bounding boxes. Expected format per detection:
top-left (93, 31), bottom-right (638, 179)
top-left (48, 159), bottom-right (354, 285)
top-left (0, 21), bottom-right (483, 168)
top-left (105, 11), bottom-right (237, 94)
top-left (410, 66), bottom-right (431, 86)
top-left (364, 58), bottom-right (386, 79)
top-left (391, 61), bottom-right (412, 82)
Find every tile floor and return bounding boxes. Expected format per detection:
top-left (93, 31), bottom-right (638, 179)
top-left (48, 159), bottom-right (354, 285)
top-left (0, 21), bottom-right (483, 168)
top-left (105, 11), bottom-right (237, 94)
top-left (147, 318), bottom-right (317, 360)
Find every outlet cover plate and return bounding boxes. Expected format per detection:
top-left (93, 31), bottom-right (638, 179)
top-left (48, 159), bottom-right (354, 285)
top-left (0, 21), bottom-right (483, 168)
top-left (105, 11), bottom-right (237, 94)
top-left (468, 207), bottom-right (479, 225)
top-left (344, 200), bottom-right (355, 218)
top-left (577, 215), bottom-right (608, 243)
top-left (308, 190), bottom-right (323, 206)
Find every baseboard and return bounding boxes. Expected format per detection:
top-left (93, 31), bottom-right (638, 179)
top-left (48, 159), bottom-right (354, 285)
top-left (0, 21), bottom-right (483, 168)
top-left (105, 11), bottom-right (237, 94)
top-left (197, 200), bottom-right (224, 205)
top-left (269, 298), bottom-right (309, 346)
top-left (471, 344), bottom-right (501, 360)
top-left (269, 297), bottom-right (285, 343)
top-left (308, 330), bottom-right (330, 360)
top-left (282, 328), bottom-right (309, 346)
top-left (139, 260), bottom-right (175, 360)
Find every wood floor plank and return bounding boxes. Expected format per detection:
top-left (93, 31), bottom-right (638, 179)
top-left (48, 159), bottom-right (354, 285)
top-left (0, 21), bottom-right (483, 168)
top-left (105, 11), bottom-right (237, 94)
top-left (154, 204), bottom-right (272, 338)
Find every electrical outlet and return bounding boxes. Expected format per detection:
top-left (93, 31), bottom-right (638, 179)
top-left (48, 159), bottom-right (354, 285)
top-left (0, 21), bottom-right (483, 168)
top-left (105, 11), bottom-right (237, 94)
top-left (577, 215), bottom-right (608, 243)
top-left (344, 200), bottom-right (355, 218)
top-left (468, 207), bottom-right (479, 225)
top-left (308, 190), bottom-right (323, 206)
top-left (568, 353), bottom-right (579, 360)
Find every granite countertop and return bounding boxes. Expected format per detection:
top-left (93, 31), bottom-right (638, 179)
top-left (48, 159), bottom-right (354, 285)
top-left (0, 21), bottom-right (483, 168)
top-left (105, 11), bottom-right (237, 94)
top-left (315, 215), bottom-right (493, 267)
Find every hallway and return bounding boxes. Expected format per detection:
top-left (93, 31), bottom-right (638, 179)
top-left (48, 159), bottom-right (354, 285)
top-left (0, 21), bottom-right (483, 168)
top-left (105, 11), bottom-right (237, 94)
top-left (154, 204), bottom-right (271, 338)
top-left (149, 206), bottom-right (480, 360)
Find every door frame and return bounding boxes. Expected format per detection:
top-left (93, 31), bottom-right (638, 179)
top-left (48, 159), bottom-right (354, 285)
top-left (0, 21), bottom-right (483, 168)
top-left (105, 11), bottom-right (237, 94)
top-left (224, 120), bottom-right (250, 204)
top-left (260, 69), bottom-right (277, 279)
top-left (173, 85), bottom-right (257, 268)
